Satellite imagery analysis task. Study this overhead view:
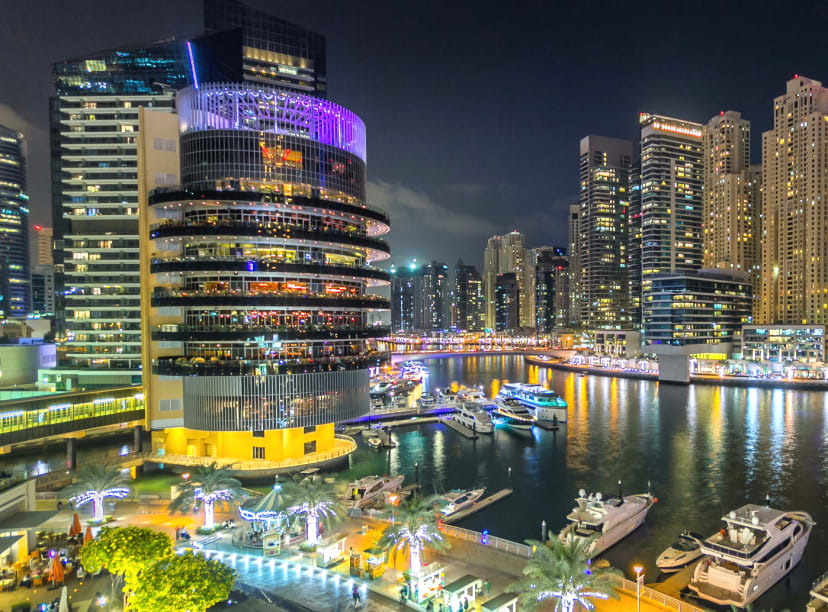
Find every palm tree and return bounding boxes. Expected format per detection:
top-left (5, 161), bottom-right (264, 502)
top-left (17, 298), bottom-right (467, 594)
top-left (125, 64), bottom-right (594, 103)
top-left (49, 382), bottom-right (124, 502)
top-left (506, 537), bottom-right (621, 612)
top-left (168, 463), bottom-right (246, 530)
top-left (62, 465), bottom-right (131, 523)
top-left (379, 495), bottom-right (449, 576)
top-left (281, 476), bottom-right (345, 546)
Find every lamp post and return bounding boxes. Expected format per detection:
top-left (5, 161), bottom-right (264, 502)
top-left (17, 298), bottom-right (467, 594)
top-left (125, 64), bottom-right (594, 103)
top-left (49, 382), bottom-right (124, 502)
top-left (633, 564), bottom-right (644, 612)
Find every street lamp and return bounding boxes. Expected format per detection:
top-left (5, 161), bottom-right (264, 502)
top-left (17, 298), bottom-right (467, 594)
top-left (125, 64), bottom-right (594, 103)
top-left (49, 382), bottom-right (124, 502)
top-left (633, 564), bottom-right (644, 612)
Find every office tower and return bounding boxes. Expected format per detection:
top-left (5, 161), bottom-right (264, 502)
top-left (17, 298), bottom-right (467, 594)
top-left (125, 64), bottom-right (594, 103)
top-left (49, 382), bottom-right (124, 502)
top-left (627, 168), bottom-right (642, 328)
top-left (34, 226), bottom-right (53, 265)
top-left (415, 261), bottom-right (449, 331)
top-left (48, 2), bottom-right (327, 388)
top-left (495, 272), bottom-right (520, 331)
top-left (31, 265), bottom-right (55, 315)
top-left (390, 264), bottom-right (417, 332)
top-left (483, 231), bottom-right (527, 329)
top-left (643, 269), bottom-right (752, 345)
top-left (141, 82), bottom-right (389, 464)
top-left (702, 112), bottom-right (760, 310)
top-left (0, 126), bottom-right (31, 319)
top-left (453, 260), bottom-right (485, 331)
top-left (578, 135), bottom-right (633, 329)
top-left (532, 247), bottom-right (568, 333)
top-left (567, 203), bottom-right (581, 326)
top-left (639, 113), bottom-right (704, 276)
top-left (760, 76), bottom-right (828, 324)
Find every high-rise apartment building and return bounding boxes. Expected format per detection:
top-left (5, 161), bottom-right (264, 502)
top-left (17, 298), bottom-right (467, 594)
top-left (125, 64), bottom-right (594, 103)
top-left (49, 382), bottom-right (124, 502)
top-left (495, 272), bottom-right (520, 331)
top-left (415, 261), bottom-right (449, 331)
top-left (47, 1), bottom-right (327, 388)
top-left (31, 265), bottom-right (56, 315)
top-left (483, 231), bottom-right (528, 329)
top-left (639, 113), bottom-right (704, 276)
top-left (760, 76), bottom-right (828, 324)
top-left (0, 126), bottom-right (31, 319)
top-left (702, 112), bottom-right (760, 307)
top-left (567, 203), bottom-right (581, 327)
top-left (34, 226), bottom-right (53, 266)
top-left (532, 247), bottom-right (568, 333)
top-left (627, 168), bottom-right (642, 328)
top-left (390, 264), bottom-right (417, 332)
top-left (577, 135), bottom-right (633, 328)
top-left (453, 260), bottom-right (485, 331)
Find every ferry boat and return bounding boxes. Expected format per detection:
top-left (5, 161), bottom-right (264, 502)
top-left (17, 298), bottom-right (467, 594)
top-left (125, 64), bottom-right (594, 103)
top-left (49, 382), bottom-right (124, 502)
top-left (808, 571), bottom-right (828, 612)
top-left (346, 475), bottom-right (404, 508)
top-left (558, 486), bottom-right (655, 557)
top-left (493, 397), bottom-right (536, 430)
top-left (498, 382), bottom-right (567, 422)
top-left (656, 531), bottom-right (705, 573)
top-left (453, 403), bottom-right (494, 434)
top-left (436, 488), bottom-right (485, 516)
top-left (689, 504), bottom-right (814, 607)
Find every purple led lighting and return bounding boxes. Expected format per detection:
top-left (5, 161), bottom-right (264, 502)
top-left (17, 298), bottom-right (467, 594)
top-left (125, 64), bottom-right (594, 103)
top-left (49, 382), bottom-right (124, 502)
top-left (177, 83), bottom-right (366, 162)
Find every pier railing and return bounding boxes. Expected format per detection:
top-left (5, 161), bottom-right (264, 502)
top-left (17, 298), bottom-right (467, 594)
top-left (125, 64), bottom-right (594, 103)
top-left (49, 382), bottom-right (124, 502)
top-left (440, 524), bottom-right (532, 558)
top-left (614, 577), bottom-right (706, 612)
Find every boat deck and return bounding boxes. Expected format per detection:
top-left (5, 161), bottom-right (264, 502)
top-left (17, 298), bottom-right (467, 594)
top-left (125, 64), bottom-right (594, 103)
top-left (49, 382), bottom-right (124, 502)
top-left (443, 488), bottom-right (513, 524)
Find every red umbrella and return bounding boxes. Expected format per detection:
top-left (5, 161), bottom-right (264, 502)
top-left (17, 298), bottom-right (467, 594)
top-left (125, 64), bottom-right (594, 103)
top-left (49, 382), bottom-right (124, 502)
top-left (69, 513), bottom-right (82, 537)
top-left (49, 554), bottom-right (64, 585)
top-left (83, 526), bottom-right (93, 545)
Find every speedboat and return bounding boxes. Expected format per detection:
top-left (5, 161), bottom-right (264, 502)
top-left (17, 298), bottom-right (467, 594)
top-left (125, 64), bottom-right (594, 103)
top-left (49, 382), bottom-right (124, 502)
top-left (493, 397), bottom-right (536, 430)
top-left (453, 403), bottom-right (494, 434)
top-left (689, 503), bottom-right (814, 607)
top-left (436, 488), bottom-right (485, 516)
top-left (346, 475), bottom-right (404, 508)
top-left (656, 531), bottom-right (705, 573)
top-left (808, 571), bottom-right (828, 612)
top-left (366, 436), bottom-right (383, 450)
top-left (498, 382), bottom-right (567, 423)
top-left (558, 485), bottom-right (655, 557)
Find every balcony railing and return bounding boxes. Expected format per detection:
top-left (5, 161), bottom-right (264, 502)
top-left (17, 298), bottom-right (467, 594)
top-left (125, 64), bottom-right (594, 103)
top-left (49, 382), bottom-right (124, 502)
top-left (152, 325), bottom-right (390, 342)
top-left (150, 289), bottom-right (390, 310)
top-left (152, 352), bottom-right (391, 376)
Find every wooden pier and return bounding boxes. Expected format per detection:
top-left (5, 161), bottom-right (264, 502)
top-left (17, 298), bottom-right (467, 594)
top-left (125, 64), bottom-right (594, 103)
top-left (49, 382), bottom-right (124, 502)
top-left (439, 416), bottom-right (478, 439)
top-left (443, 488), bottom-right (513, 523)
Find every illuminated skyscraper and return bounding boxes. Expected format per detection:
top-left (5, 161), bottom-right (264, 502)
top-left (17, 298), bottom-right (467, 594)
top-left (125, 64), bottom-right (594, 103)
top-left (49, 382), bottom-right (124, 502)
top-left (495, 272), bottom-right (520, 331)
top-left (567, 203), bottom-right (581, 327)
top-left (415, 261), bottom-right (449, 331)
top-left (532, 246), bottom-right (568, 332)
top-left (577, 135), bottom-right (632, 328)
top-left (453, 260), bottom-right (485, 331)
top-left (390, 264), bottom-right (417, 332)
top-left (760, 76), bottom-right (828, 324)
top-left (0, 125), bottom-right (30, 319)
top-left (483, 231), bottom-right (528, 329)
top-left (627, 168), bottom-right (642, 328)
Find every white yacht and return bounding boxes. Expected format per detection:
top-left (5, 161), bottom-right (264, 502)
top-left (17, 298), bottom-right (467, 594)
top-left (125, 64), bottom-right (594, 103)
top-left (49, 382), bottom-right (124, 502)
top-left (808, 571), bottom-right (828, 612)
top-left (417, 393), bottom-right (437, 408)
top-left (456, 386), bottom-right (490, 405)
top-left (437, 488), bottom-right (485, 516)
top-left (436, 388), bottom-right (459, 405)
top-left (689, 504), bottom-right (814, 608)
top-left (498, 382), bottom-right (567, 422)
top-left (656, 531), bottom-right (704, 573)
top-left (346, 475), bottom-right (405, 508)
top-left (493, 397), bottom-right (536, 430)
top-left (453, 403), bottom-right (494, 433)
top-left (366, 436), bottom-right (382, 450)
top-left (558, 486), bottom-right (655, 557)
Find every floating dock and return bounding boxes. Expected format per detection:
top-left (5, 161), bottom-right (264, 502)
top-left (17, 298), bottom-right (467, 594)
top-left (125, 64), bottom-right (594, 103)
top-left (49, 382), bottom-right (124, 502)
top-left (439, 416), bottom-right (479, 439)
top-left (535, 419), bottom-right (560, 431)
top-left (443, 488), bottom-right (513, 523)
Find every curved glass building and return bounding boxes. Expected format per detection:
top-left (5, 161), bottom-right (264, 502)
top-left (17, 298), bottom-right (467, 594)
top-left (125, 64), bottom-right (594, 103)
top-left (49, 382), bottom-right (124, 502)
top-left (0, 126), bottom-right (30, 319)
top-left (142, 83), bottom-right (389, 466)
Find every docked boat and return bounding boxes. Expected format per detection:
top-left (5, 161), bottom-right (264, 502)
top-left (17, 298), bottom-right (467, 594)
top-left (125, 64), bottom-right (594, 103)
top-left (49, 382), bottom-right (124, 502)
top-left (689, 504), bottom-right (814, 607)
top-left (498, 382), bottom-right (567, 422)
top-left (436, 388), bottom-right (459, 405)
top-left (558, 486), bottom-right (655, 557)
top-left (391, 394), bottom-right (409, 408)
top-left (656, 531), bottom-right (705, 573)
top-left (366, 436), bottom-right (383, 450)
top-left (436, 488), bottom-right (485, 516)
top-left (807, 571), bottom-right (828, 612)
top-left (456, 386), bottom-right (490, 404)
top-left (453, 403), bottom-right (494, 434)
top-left (417, 393), bottom-right (438, 408)
top-left (370, 381), bottom-right (393, 395)
top-left (493, 397), bottom-right (536, 430)
top-left (346, 475), bottom-right (405, 508)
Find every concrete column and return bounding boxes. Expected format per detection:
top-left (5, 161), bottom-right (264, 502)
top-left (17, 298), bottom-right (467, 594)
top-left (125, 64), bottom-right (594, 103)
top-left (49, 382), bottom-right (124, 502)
top-left (66, 438), bottom-right (77, 471)
top-left (657, 353), bottom-right (690, 384)
top-left (133, 425), bottom-right (144, 453)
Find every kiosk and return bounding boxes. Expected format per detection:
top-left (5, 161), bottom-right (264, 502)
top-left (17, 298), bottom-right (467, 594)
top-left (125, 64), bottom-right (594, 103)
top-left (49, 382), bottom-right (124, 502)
top-left (481, 593), bottom-right (518, 612)
top-left (317, 536), bottom-right (347, 567)
top-left (410, 562), bottom-right (445, 603)
top-left (262, 530), bottom-right (281, 557)
top-left (362, 546), bottom-right (386, 579)
top-left (443, 574), bottom-right (483, 612)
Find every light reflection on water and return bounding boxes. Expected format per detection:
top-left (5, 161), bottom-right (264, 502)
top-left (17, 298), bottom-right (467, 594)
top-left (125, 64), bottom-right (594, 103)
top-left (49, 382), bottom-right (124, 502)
top-left (339, 354), bottom-right (828, 609)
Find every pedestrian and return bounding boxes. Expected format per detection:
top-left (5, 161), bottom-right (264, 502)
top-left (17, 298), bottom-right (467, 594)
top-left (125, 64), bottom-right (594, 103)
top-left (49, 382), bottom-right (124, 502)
top-left (57, 500), bottom-right (62, 511)
top-left (175, 526), bottom-right (180, 540)
top-left (352, 584), bottom-right (361, 609)
top-left (426, 599), bottom-right (434, 612)
top-left (484, 578), bottom-right (491, 595)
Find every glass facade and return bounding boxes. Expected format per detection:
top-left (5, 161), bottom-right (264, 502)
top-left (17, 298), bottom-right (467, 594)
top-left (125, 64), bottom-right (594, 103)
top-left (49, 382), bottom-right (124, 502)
top-left (0, 126), bottom-right (30, 319)
top-left (740, 325), bottom-right (825, 363)
top-left (533, 247), bottom-right (568, 333)
top-left (453, 260), bottom-right (485, 332)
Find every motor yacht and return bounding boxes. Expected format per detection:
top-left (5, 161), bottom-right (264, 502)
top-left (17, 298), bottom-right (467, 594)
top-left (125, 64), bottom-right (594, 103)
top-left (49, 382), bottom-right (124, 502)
top-left (417, 393), bottom-right (437, 408)
top-left (453, 403), bottom-right (494, 433)
top-left (456, 386), bottom-right (490, 404)
top-left (558, 486), bottom-right (655, 557)
top-left (436, 488), bottom-right (485, 516)
top-left (807, 571), bottom-right (828, 612)
top-left (689, 503), bottom-right (814, 607)
top-left (656, 531), bottom-right (705, 573)
top-left (436, 388), bottom-right (459, 405)
top-left (498, 382), bottom-right (567, 422)
top-left (366, 436), bottom-right (383, 450)
top-left (346, 475), bottom-right (404, 508)
top-left (493, 397), bottom-right (536, 430)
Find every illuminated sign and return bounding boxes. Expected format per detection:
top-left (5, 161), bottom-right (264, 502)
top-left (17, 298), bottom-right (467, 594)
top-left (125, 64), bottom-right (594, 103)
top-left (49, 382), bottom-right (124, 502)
top-left (260, 141), bottom-right (303, 168)
top-left (651, 121), bottom-right (702, 139)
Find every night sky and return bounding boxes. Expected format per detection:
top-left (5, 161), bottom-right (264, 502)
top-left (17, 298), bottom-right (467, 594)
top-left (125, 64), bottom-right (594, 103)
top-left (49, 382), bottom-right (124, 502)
top-left (3, 0), bottom-right (828, 269)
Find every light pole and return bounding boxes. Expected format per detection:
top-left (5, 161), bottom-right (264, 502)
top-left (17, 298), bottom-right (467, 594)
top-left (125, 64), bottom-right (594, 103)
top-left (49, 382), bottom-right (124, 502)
top-left (633, 564), bottom-right (644, 612)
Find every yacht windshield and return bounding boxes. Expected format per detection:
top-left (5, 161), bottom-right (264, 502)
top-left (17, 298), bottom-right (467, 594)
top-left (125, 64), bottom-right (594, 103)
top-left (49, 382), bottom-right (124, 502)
top-left (674, 537), bottom-right (699, 552)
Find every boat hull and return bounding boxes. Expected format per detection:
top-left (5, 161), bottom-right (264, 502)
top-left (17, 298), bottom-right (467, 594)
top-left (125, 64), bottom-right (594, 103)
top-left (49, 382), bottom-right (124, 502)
top-left (531, 406), bottom-right (567, 423)
top-left (454, 415), bottom-right (493, 433)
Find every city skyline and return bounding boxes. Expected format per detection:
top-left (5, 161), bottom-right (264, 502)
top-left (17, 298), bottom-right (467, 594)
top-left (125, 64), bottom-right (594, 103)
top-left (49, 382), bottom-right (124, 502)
top-left (3, 1), bottom-right (828, 268)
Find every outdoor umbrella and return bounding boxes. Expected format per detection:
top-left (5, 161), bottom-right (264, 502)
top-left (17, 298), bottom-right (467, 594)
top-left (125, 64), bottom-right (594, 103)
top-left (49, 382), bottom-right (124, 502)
top-left (49, 554), bottom-right (64, 585)
top-left (83, 526), bottom-right (93, 545)
top-left (58, 585), bottom-right (69, 612)
top-left (69, 513), bottom-right (82, 537)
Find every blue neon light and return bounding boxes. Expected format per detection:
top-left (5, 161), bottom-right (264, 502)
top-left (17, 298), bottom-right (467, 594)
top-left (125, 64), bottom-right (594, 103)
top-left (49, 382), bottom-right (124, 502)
top-left (186, 41), bottom-right (199, 89)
